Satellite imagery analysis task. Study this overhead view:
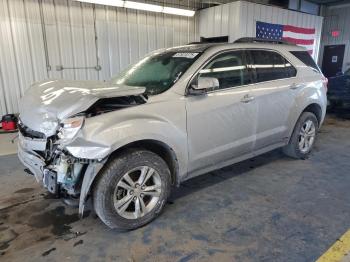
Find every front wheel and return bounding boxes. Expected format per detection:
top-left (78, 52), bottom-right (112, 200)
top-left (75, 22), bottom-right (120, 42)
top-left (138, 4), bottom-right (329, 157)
top-left (283, 112), bottom-right (318, 159)
top-left (93, 149), bottom-right (171, 230)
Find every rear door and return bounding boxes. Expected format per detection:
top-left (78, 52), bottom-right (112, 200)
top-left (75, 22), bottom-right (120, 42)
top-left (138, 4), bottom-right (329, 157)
top-left (247, 49), bottom-right (299, 151)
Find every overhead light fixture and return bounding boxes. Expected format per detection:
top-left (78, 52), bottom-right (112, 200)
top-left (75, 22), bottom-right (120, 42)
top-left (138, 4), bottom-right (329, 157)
top-left (163, 6), bottom-right (195, 17)
top-left (124, 1), bottom-right (163, 12)
top-left (74, 0), bottom-right (195, 17)
top-left (77, 0), bottom-right (123, 7)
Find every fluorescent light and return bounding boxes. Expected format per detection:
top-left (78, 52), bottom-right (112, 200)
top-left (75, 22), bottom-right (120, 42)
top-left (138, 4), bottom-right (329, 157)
top-left (76, 0), bottom-right (124, 7)
top-left (124, 1), bottom-right (162, 12)
top-left (163, 6), bottom-right (195, 17)
top-left (74, 0), bottom-right (195, 17)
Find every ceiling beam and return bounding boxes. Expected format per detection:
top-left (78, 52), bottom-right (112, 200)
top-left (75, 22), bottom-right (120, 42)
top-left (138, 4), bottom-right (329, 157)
top-left (307, 0), bottom-right (349, 6)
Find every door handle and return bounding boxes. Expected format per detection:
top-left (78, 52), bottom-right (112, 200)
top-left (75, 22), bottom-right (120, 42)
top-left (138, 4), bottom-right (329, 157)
top-left (290, 83), bottom-right (305, 90)
top-left (241, 94), bottom-right (255, 103)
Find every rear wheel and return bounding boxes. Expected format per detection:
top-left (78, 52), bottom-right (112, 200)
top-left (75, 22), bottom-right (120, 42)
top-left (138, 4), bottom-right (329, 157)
top-left (283, 112), bottom-right (318, 159)
top-left (93, 149), bottom-right (171, 230)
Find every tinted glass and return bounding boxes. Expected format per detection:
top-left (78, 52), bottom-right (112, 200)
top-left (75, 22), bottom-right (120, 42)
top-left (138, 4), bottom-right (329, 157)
top-left (290, 51), bottom-right (320, 73)
top-left (250, 50), bottom-right (297, 82)
top-left (198, 51), bottom-right (251, 90)
top-left (112, 51), bottom-right (201, 95)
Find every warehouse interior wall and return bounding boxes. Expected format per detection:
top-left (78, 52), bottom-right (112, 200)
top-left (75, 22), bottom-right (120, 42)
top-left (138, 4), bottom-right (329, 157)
top-left (199, 1), bottom-right (323, 60)
top-left (0, 0), bottom-right (199, 116)
top-left (319, 4), bottom-right (350, 72)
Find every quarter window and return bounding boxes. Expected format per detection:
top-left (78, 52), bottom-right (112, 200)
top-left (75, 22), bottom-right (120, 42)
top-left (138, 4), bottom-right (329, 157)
top-left (198, 50), bottom-right (252, 90)
top-left (249, 50), bottom-right (297, 83)
top-left (290, 51), bottom-right (320, 73)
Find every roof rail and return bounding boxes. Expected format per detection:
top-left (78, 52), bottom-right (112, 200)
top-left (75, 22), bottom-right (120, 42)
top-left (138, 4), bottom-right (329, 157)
top-left (234, 37), bottom-right (293, 45)
top-left (187, 42), bottom-right (207, 45)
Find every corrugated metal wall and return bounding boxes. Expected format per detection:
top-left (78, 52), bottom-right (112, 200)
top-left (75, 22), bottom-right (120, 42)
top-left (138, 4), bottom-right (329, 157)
top-left (0, 0), bottom-right (198, 116)
top-left (320, 5), bottom-right (350, 71)
top-left (199, 1), bottom-right (323, 60)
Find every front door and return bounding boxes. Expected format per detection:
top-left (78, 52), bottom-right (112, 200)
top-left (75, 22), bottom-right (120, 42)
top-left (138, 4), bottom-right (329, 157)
top-left (186, 50), bottom-right (257, 175)
top-left (322, 45), bottom-right (345, 77)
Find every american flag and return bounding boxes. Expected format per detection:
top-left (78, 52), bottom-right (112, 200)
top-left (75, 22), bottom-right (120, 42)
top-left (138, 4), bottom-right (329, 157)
top-left (256, 21), bottom-right (316, 55)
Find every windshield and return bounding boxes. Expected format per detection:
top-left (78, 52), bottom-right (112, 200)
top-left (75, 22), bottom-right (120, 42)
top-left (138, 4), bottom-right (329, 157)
top-left (111, 51), bottom-right (201, 95)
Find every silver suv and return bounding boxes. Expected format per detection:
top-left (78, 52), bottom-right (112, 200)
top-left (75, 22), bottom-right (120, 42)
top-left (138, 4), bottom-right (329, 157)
top-left (18, 40), bottom-right (327, 229)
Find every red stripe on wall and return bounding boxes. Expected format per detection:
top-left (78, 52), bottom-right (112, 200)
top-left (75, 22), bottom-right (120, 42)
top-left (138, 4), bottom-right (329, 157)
top-left (283, 25), bottom-right (315, 34)
top-left (282, 37), bottom-right (314, 45)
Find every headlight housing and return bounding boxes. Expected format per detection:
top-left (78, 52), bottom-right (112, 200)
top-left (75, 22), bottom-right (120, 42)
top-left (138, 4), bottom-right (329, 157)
top-left (57, 116), bottom-right (85, 143)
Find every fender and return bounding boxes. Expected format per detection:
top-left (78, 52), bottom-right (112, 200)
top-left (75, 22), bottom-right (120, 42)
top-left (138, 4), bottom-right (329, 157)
top-left (66, 98), bottom-right (188, 170)
top-left (285, 80), bottom-right (326, 140)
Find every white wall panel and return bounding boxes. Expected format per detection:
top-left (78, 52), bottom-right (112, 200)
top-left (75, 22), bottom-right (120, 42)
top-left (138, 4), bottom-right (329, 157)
top-left (0, 0), bottom-right (47, 115)
top-left (0, 0), bottom-right (21, 114)
top-left (199, 1), bottom-right (323, 61)
top-left (0, 0), bottom-right (199, 116)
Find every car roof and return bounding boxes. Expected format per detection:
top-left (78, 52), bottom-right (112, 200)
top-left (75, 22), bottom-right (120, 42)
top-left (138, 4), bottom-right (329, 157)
top-left (165, 42), bottom-right (307, 54)
top-left (164, 43), bottom-right (217, 53)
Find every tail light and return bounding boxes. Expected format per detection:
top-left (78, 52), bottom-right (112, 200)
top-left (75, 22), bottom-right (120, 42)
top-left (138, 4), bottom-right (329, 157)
top-left (322, 76), bottom-right (328, 92)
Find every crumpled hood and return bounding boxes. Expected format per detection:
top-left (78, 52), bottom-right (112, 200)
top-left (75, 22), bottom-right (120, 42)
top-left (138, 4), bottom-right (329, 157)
top-left (19, 79), bottom-right (145, 136)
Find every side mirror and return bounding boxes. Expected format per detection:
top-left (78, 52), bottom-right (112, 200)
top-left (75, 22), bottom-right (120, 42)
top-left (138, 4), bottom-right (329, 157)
top-left (189, 77), bottom-right (219, 95)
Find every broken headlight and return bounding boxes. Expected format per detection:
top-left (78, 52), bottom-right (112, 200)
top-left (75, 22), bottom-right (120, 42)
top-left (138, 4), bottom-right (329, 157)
top-left (57, 116), bottom-right (85, 143)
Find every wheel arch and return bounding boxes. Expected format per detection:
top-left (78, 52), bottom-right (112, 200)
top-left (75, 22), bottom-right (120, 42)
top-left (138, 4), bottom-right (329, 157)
top-left (108, 139), bottom-right (180, 187)
top-left (78, 139), bottom-right (180, 217)
top-left (302, 103), bottom-right (323, 126)
top-left (286, 102), bottom-right (323, 145)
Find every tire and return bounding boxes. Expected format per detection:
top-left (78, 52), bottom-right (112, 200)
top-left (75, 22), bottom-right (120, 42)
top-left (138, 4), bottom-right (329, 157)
top-left (283, 112), bottom-right (319, 159)
top-left (93, 149), bottom-right (171, 230)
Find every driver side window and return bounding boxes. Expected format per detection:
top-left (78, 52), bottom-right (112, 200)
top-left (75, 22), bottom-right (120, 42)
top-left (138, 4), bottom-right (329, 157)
top-left (198, 50), bottom-right (251, 91)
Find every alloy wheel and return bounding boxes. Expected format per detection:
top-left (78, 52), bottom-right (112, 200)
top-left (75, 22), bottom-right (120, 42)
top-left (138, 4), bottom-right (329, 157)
top-left (298, 120), bottom-right (316, 153)
top-left (113, 166), bottom-right (162, 219)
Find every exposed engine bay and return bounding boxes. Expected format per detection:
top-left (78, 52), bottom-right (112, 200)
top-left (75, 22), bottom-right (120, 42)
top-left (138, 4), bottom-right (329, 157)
top-left (84, 95), bottom-right (147, 117)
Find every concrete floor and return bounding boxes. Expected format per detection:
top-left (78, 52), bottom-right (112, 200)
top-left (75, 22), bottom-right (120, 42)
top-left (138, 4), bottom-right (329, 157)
top-left (1, 115), bottom-right (350, 262)
top-left (0, 132), bottom-right (17, 156)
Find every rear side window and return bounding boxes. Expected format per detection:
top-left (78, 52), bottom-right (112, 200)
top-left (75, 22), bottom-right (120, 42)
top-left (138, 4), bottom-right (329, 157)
top-left (249, 50), bottom-right (297, 83)
top-left (290, 51), bottom-right (320, 73)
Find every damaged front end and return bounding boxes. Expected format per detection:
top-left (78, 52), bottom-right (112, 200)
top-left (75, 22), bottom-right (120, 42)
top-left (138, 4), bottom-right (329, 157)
top-left (18, 121), bottom-right (107, 215)
top-left (18, 80), bottom-right (146, 215)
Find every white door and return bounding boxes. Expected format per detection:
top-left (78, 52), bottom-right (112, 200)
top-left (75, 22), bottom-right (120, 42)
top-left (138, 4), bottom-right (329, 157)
top-left (186, 50), bottom-right (257, 175)
top-left (247, 49), bottom-right (299, 151)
